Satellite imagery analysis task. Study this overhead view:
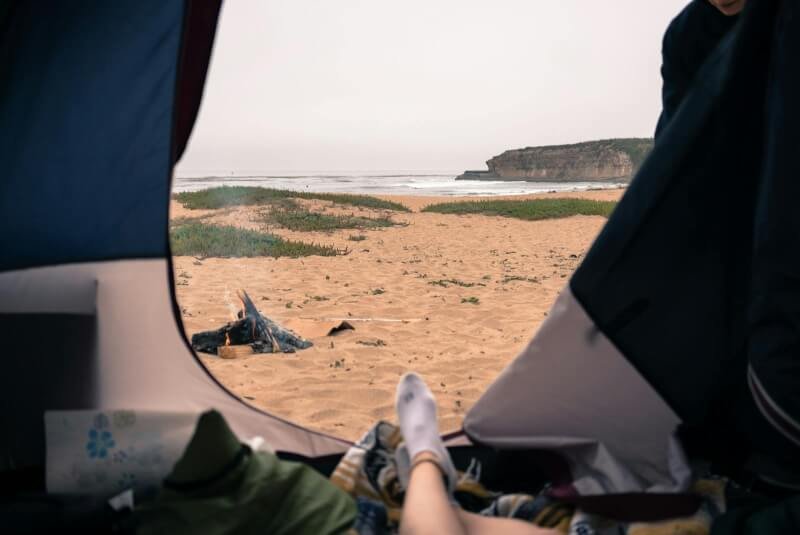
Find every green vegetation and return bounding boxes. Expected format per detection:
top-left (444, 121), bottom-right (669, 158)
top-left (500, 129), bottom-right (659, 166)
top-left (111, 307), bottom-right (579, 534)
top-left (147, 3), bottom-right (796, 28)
top-left (422, 198), bottom-right (617, 221)
top-left (357, 338), bottom-right (387, 347)
top-left (428, 278), bottom-right (485, 288)
top-left (501, 275), bottom-right (539, 284)
top-left (266, 207), bottom-right (395, 232)
top-left (174, 186), bottom-right (409, 212)
top-left (170, 222), bottom-right (339, 258)
top-left (169, 214), bottom-right (212, 227)
top-left (461, 297), bottom-right (480, 305)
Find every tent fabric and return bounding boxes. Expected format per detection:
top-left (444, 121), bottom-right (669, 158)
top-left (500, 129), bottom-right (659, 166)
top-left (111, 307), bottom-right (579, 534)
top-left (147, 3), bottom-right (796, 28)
top-left (0, 1), bottom-right (186, 272)
top-left (468, 0), bottom-right (800, 493)
top-left (0, 0), bottom-right (219, 271)
top-left (0, 260), bottom-right (351, 471)
top-left (570, 0), bottom-right (772, 462)
top-left (570, 16), bottom-right (761, 431)
top-left (655, 0), bottom-right (738, 138)
top-left (464, 288), bottom-right (689, 495)
top-left (744, 0), bottom-right (800, 474)
top-left (171, 0), bottom-right (223, 163)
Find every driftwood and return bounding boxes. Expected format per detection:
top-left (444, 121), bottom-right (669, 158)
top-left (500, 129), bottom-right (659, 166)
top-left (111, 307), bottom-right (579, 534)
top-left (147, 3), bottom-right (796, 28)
top-left (218, 345), bottom-right (254, 359)
top-left (191, 290), bottom-right (312, 355)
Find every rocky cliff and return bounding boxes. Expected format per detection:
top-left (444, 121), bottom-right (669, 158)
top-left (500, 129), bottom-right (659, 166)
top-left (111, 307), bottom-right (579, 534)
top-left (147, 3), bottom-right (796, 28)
top-left (457, 138), bottom-right (653, 182)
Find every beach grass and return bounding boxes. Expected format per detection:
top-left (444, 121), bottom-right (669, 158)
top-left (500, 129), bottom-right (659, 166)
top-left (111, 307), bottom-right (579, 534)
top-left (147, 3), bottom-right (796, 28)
top-left (170, 222), bottom-right (340, 258)
top-left (422, 198), bottom-right (617, 221)
top-left (428, 278), bottom-right (485, 288)
top-left (501, 275), bottom-right (540, 284)
top-left (174, 186), bottom-right (409, 212)
top-left (265, 207), bottom-right (395, 232)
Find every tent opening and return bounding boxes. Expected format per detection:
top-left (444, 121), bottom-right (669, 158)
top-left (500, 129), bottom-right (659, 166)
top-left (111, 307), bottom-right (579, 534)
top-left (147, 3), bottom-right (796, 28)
top-left (169, 0), bottom-right (673, 441)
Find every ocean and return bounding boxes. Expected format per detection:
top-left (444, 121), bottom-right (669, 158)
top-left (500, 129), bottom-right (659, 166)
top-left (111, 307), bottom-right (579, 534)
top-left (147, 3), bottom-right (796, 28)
top-left (172, 171), bottom-right (625, 197)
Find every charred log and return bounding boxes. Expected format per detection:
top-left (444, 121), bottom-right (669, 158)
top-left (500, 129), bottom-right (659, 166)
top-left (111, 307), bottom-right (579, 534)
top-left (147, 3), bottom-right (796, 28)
top-left (190, 290), bottom-right (312, 355)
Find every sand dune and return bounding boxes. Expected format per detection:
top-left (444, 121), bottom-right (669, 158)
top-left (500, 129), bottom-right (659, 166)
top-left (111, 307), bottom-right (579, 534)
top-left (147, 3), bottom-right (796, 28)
top-left (172, 188), bottom-right (624, 440)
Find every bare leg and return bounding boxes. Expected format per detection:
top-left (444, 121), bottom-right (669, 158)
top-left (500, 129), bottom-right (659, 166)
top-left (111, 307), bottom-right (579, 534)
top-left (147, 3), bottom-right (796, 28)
top-left (400, 452), bottom-right (465, 535)
top-left (396, 374), bottom-right (560, 535)
top-left (400, 452), bottom-right (561, 535)
top-left (457, 509), bottom-right (559, 534)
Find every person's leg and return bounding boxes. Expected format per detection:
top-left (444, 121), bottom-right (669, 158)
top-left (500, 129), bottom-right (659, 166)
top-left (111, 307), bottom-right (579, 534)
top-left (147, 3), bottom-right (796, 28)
top-left (457, 510), bottom-right (560, 534)
top-left (396, 372), bottom-right (462, 534)
top-left (401, 453), bottom-right (560, 534)
top-left (400, 451), bottom-right (465, 535)
top-left (396, 373), bottom-right (560, 535)
top-left (395, 372), bottom-right (457, 492)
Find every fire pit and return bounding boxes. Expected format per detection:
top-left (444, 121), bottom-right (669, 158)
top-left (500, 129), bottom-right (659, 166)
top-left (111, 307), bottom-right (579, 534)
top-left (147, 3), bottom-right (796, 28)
top-left (190, 290), bottom-right (312, 355)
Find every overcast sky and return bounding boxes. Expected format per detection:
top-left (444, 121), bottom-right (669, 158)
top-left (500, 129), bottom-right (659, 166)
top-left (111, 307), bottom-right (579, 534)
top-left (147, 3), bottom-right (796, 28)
top-left (177, 0), bottom-right (689, 174)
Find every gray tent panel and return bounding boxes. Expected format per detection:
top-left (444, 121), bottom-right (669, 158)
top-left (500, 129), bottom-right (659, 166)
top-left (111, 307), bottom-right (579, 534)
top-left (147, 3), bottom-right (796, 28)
top-left (464, 288), bottom-right (688, 494)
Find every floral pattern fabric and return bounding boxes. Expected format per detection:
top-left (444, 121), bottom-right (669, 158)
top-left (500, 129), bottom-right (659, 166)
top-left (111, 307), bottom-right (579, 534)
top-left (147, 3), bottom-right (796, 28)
top-left (46, 410), bottom-right (199, 496)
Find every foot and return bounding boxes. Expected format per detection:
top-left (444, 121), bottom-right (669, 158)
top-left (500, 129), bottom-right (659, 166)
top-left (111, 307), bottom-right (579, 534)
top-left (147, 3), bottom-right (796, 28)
top-left (395, 372), bottom-right (457, 494)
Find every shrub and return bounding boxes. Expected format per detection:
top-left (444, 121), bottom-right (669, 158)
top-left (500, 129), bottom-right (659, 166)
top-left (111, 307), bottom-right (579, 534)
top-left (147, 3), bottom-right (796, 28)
top-left (174, 186), bottom-right (409, 212)
top-left (422, 198), bottom-right (617, 221)
top-left (170, 223), bottom-right (339, 258)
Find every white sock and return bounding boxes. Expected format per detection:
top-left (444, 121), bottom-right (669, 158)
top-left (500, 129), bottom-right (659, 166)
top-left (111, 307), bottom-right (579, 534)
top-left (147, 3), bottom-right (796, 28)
top-left (395, 372), bottom-right (457, 495)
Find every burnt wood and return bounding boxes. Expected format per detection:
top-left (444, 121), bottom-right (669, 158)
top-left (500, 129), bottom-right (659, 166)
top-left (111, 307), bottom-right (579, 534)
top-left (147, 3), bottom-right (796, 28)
top-left (190, 290), bottom-right (312, 355)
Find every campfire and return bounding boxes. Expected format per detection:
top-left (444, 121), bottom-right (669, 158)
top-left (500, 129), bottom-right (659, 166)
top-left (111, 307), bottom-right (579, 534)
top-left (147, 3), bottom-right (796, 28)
top-left (191, 290), bottom-right (312, 355)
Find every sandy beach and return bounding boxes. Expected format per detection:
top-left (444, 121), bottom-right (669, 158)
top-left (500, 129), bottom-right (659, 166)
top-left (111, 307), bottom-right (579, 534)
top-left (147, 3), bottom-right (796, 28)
top-left (171, 188), bottom-right (624, 440)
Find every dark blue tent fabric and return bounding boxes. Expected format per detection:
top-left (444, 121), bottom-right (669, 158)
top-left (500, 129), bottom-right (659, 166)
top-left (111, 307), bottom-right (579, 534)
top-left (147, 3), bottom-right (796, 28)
top-left (572, 0), bottom-right (800, 481)
top-left (172, 0), bottom-right (223, 162)
top-left (655, 0), bottom-right (738, 138)
top-left (571, 0), bottom-right (770, 426)
top-left (0, 1), bottom-right (184, 272)
top-left (746, 0), bottom-right (800, 468)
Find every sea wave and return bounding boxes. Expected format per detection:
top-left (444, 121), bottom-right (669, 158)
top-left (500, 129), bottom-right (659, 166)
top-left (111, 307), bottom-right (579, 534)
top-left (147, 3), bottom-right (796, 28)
top-left (173, 172), bottom-right (625, 196)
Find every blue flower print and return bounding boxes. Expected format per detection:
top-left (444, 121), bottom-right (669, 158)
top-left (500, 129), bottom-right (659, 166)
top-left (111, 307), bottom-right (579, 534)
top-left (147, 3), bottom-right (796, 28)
top-left (93, 413), bottom-right (110, 430)
top-left (112, 449), bottom-right (129, 464)
top-left (86, 428), bottom-right (116, 459)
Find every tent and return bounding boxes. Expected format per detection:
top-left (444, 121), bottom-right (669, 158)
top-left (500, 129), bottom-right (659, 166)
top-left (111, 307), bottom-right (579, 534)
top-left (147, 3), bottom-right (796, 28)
top-left (1, 0), bottom-right (798, 511)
